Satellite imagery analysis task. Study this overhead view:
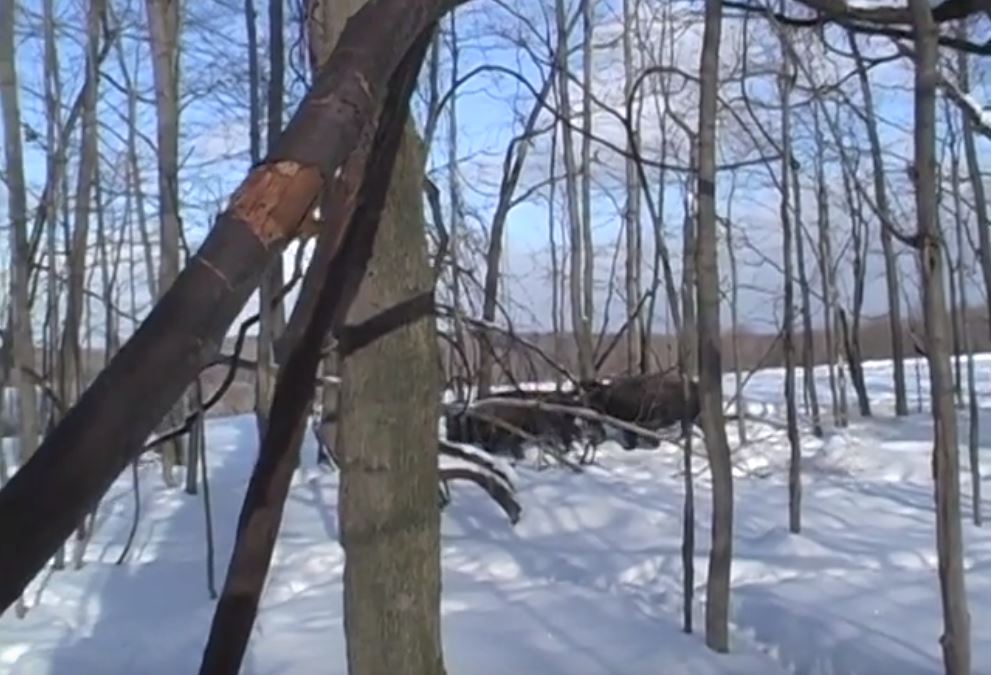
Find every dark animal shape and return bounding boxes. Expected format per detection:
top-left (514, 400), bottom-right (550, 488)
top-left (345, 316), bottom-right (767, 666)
top-left (444, 389), bottom-right (594, 459)
top-left (580, 373), bottom-right (700, 449)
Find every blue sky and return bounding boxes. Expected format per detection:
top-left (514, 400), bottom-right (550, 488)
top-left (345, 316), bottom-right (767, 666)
top-left (2, 0), bottom-right (989, 342)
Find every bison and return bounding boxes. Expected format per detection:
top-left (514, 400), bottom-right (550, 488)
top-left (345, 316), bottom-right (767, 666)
top-left (580, 372), bottom-right (700, 449)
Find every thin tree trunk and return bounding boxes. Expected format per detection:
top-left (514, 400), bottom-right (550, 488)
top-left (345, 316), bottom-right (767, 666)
top-left (956, 33), bottom-right (990, 308)
top-left (722, 184), bottom-right (746, 443)
top-left (555, 0), bottom-right (594, 380)
top-left (146, 0), bottom-right (186, 486)
top-left (779, 35), bottom-right (801, 534)
top-left (790, 158), bottom-right (822, 437)
top-left (908, 1), bottom-right (970, 671)
top-left (696, 0), bottom-right (731, 651)
top-left (946, 98), bottom-right (982, 526)
top-left (812, 105), bottom-right (840, 427)
top-left (0, 0), bottom-right (39, 471)
top-left (622, 0), bottom-right (641, 374)
top-left (849, 34), bottom-right (909, 416)
top-left (255, 0), bottom-right (288, 438)
top-left (580, 0), bottom-right (595, 371)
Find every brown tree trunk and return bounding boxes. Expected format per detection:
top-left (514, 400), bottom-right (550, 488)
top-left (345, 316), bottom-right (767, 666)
top-left (696, 0), bottom-right (732, 651)
top-left (908, 1), bottom-right (971, 671)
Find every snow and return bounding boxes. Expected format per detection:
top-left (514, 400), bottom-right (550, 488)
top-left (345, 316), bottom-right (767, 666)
top-left (0, 355), bottom-right (989, 674)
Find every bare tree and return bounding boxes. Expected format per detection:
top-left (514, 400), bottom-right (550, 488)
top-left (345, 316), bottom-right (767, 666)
top-left (0, 0), bottom-right (39, 473)
top-left (908, 0), bottom-right (971, 671)
top-left (146, 0), bottom-right (186, 486)
top-left (849, 34), bottom-right (909, 416)
top-left (696, 0), bottom-right (732, 652)
top-left (778, 25), bottom-right (802, 534)
top-left (555, 0), bottom-right (595, 381)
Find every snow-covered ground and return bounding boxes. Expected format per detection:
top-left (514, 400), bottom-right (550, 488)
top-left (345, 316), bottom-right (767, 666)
top-left (0, 355), bottom-right (989, 674)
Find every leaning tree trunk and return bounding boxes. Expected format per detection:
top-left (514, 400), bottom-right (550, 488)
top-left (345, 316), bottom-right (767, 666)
top-left (146, 0), bottom-right (186, 486)
top-left (0, 0), bottom-right (458, 615)
top-left (908, 1), bottom-right (970, 671)
top-left (696, 0), bottom-right (732, 651)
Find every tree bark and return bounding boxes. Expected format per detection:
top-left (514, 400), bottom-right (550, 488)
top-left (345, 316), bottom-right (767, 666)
top-left (849, 34), bottom-right (909, 416)
top-left (0, 0), bottom-right (39, 467)
top-left (622, 0), bottom-right (641, 374)
top-left (146, 0), bottom-right (186, 485)
top-left (556, 0), bottom-right (595, 381)
top-left (696, 0), bottom-right (732, 651)
top-left (255, 0), bottom-right (289, 438)
top-left (908, 1), bottom-right (971, 671)
top-left (0, 0), bottom-right (458, 615)
top-left (789, 158), bottom-right (822, 437)
top-left (779, 36), bottom-right (802, 534)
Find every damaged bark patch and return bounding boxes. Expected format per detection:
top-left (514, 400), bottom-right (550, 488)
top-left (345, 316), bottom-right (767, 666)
top-left (228, 161), bottom-right (324, 247)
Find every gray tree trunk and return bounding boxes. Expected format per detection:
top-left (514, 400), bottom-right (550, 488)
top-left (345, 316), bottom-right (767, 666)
top-left (146, 0), bottom-right (186, 486)
top-left (812, 105), bottom-right (840, 427)
top-left (555, 0), bottom-right (594, 380)
top-left (309, 2), bottom-right (445, 671)
top-left (696, 0), bottom-right (732, 651)
top-left (255, 0), bottom-right (288, 438)
top-left (908, 1), bottom-right (970, 671)
top-left (789, 159), bottom-right (822, 437)
top-left (0, 0), bottom-right (39, 469)
top-left (779, 40), bottom-right (801, 534)
top-left (338, 130), bottom-right (444, 675)
top-left (849, 34), bottom-right (909, 416)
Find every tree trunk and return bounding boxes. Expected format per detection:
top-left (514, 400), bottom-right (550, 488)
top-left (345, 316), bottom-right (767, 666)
top-left (556, 0), bottom-right (594, 381)
top-left (812, 105), bottom-right (840, 427)
top-left (0, 0), bottom-right (39, 468)
top-left (779, 40), bottom-right (801, 534)
top-left (255, 0), bottom-right (288, 438)
top-left (580, 0), bottom-right (595, 372)
top-left (696, 0), bottom-right (732, 651)
top-left (956, 33), bottom-right (990, 308)
top-left (849, 34), bottom-right (909, 416)
top-left (0, 0), bottom-right (455, 614)
top-left (146, 0), bottom-right (186, 486)
top-left (622, 0), bottom-right (641, 374)
top-left (789, 158), bottom-right (822, 437)
top-left (309, 1), bottom-right (446, 672)
top-left (908, 1), bottom-right (970, 671)
top-left (947, 86), bottom-right (982, 527)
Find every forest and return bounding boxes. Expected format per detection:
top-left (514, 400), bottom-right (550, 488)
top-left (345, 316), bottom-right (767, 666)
top-left (0, 0), bottom-right (989, 673)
